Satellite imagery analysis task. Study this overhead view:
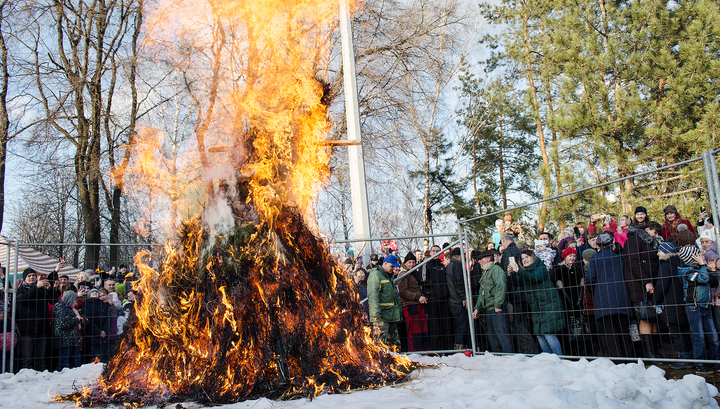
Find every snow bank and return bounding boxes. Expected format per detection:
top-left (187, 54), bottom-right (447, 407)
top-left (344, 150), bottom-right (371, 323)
top-left (0, 353), bottom-right (717, 409)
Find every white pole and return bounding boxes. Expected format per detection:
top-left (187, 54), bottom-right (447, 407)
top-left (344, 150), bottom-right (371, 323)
top-left (339, 0), bottom-right (372, 262)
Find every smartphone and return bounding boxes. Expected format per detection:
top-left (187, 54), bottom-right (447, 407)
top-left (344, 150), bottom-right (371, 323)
top-left (604, 215), bottom-right (611, 224)
top-left (702, 206), bottom-right (707, 213)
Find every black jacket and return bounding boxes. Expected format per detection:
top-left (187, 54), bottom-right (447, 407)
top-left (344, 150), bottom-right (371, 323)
top-left (82, 298), bottom-right (110, 345)
top-left (418, 259), bottom-right (448, 302)
top-left (15, 283), bottom-right (54, 337)
top-left (653, 256), bottom-right (688, 326)
top-left (446, 258), bottom-right (466, 308)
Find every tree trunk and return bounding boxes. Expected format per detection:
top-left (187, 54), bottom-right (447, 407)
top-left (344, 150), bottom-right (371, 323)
top-left (522, 13), bottom-right (552, 233)
top-left (0, 0), bottom-right (9, 233)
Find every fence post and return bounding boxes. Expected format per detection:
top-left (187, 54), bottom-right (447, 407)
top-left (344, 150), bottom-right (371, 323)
top-left (456, 220), bottom-right (476, 356)
top-left (9, 241), bottom-right (18, 374)
top-left (708, 150), bottom-right (720, 238)
top-left (702, 151), bottom-right (720, 237)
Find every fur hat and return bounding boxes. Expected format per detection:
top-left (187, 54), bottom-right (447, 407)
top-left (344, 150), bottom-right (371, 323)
top-left (678, 245), bottom-right (701, 265)
top-left (403, 252), bottom-right (416, 265)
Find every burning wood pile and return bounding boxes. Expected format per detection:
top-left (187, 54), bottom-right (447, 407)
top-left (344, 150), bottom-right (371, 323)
top-left (67, 182), bottom-right (409, 406)
top-left (63, 0), bottom-right (412, 406)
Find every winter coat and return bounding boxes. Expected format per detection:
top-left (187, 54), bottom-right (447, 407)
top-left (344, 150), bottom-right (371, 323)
top-left (418, 259), bottom-right (448, 302)
top-left (501, 243), bottom-right (528, 309)
top-left (473, 263), bottom-right (507, 312)
top-left (662, 217), bottom-right (696, 241)
top-left (82, 297), bottom-right (110, 345)
top-left (53, 301), bottom-right (80, 349)
top-left (514, 258), bottom-right (567, 335)
top-left (622, 225), bottom-right (660, 303)
top-left (446, 258), bottom-right (466, 308)
top-left (678, 264), bottom-right (715, 308)
top-left (556, 261), bottom-right (584, 312)
top-left (398, 271), bottom-right (425, 307)
top-left (15, 283), bottom-right (54, 337)
top-left (585, 247), bottom-right (633, 320)
top-left (367, 266), bottom-right (401, 323)
top-left (653, 256), bottom-right (688, 326)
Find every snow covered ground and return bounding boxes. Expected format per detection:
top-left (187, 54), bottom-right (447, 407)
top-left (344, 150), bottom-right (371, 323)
top-left (0, 353), bottom-right (717, 409)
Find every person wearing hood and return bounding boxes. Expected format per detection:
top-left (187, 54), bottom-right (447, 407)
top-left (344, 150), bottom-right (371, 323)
top-left (653, 242), bottom-right (693, 369)
top-left (367, 254), bottom-right (402, 349)
top-left (622, 218), bottom-right (660, 361)
top-left (584, 233), bottom-right (633, 358)
top-left (397, 252), bottom-right (428, 351)
top-left (677, 245), bottom-right (719, 374)
top-left (662, 205), bottom-right (696, 243)
top-left (472, 250), bottom-right (513, 353)
top-left (508, 250), bottom-right (566, 355)
top-left (54, 291), bottom-right (83, 371)
top-left (15, 268), bottom-right (54, 371)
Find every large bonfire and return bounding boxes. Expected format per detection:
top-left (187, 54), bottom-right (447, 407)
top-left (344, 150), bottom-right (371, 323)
top-left (66, 0), bottom-right (411, 406)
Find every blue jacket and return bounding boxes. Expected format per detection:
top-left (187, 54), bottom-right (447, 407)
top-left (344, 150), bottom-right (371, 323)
top-left (678, 264), bottom-right (715, 308)
top-left (584, 247), bottom-right (632, 320)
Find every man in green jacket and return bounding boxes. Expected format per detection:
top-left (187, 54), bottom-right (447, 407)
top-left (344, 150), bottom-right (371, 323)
top-left (472, 250), bottom-right (513, 353)
top-left (367, 254), bottom-right (403, 349)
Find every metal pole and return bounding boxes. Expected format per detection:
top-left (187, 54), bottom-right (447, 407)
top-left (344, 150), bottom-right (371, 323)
top-left (709, 150), bottom-right (720, 238)
top-left (461, 223), bottom-right (477, 356)
top-left (456, 221), bottom-right (474, 354)
top-left (331, 232), bottom-right (458, 245)
top-left (2, 241), bottom-right (8, 373)
top-left (10, 242), bottom-right (18, 373)
top-left (339, 0), bottom-right (372, 263)
top-left (703, 151), bottom-right (720, 238)
top-left (462, 155), bottom-right (705, 224)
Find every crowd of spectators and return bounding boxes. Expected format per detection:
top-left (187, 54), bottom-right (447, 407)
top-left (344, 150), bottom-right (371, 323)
top-left (351, 205), bottom-right (720, 374)
top-left (0, 264), bottom-right (137, 373)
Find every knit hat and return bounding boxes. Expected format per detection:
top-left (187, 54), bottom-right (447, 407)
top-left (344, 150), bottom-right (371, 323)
top-left (346, 249), bottom-right (354, 256)
top-left (597, 233), bottom-right (614, 247)
top-left (663, 205), bottom-right (678, 215)
top-left (22, 268), bottom-right (37, 280)
top-left (563, 227), bottom-right (574, 237)
top-left (634, 206), bottom-right (647, 216)
top-left (370, 254), bottom-right (379, 262)
top-left (450, 247), bottom-right (461, 256)
top-left (561, 247), bottom-right (578, 260)
top-left (677, 227), bottom-right (696, 247)
top-left (403, 251), bottom-right (416, 265)
top-left (658, 242), bottom-right (676, 255)
top-left (700, 229), bottom-right (714, 242)
top-left (61, 290), bottom-right (78, 306)
top-left (582, 249), bottom-right (597, 262)
top-left (88, 288), bottom-right (100, 297)
top-left (678, 245), bottom-right (701, 265)
top-left (504, 212), bottom-right (512, 222)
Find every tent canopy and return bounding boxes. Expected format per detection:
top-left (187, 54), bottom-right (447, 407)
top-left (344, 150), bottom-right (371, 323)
top-left (0, 236), bottom-right (82, 280)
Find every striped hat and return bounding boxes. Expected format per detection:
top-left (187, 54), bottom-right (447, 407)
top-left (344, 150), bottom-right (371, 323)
top-left (678, 245), bottom-right (701, 265)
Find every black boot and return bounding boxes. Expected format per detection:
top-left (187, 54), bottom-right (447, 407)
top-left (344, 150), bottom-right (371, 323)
top-left (640, 334), bottom-right (658, 366)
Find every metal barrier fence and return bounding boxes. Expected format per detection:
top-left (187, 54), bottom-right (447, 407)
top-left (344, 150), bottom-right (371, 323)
top-left (333, 148), bottom-right (720, 371)
top-left (2, 149), bottom-right (720, 374)
top-left (0, 242), bottom-right (162, 374)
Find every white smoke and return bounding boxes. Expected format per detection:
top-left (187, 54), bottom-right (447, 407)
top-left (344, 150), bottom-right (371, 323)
top-left (202, 163), bottom-right (238, 238)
